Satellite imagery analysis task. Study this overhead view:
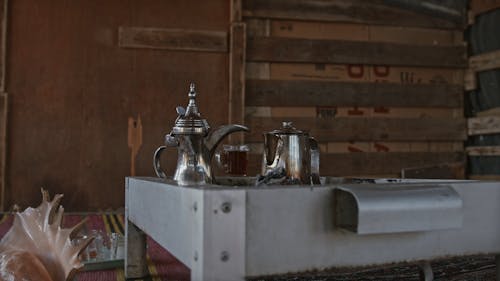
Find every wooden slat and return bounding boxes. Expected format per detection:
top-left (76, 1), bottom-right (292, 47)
top-left (270, 20), bottom-right (463, 46)
top-left (248, 152), bottom-right (465, 176)
top-left (476, 107), bottom-right (500, 117)
top-left (0, 93), bottom-right (6, 210)
top-left (246, 19), bottom-right (270, 37)
top-left (468, 116), bottom-right (500, 136)
top-left (470, 0), bottom-right (500, 18)
top-left (242, 0), bottom-right (462, 29)
top-left (0, 0), bottom-right (6, 92)
top-left (469, 175), bottom-right (500, 180)
top-left (269, 63), bottom-right (464, 85)
top-left (466, 145), bottom-right (500, 156)
top-left (246, 117), bottom-right (466, 142)
top-left (228, 23), bottom-right (246, 143)
top-left (247, 37), bottom-right (467, 68)
top-left (401, 162), bottom-right (465, 179)
top-left (469, 49), bottom-right (500, 73)
top-left (246, 79), bottom-right (463, 107)
top-left (118, 27), bottom-right (228, 53)
top-left (0, 0), bottom-right (7, 210)
top-left (231, 0), bottom-right (243, 22)
top-left (464, 69), bottom-right (477, 91)
top-left (321, 152), bottom-right (465, 176)
top-left (465, 50), bottom-right (500, 91)
top-left (246, 62), bottom-right (270, 79)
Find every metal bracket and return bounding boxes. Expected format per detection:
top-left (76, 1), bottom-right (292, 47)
top-left (191, 189), bottom-right (246, 281)
top-left (334, 184), bottom-right (463, 234)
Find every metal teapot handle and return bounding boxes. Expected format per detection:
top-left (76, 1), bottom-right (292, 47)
top-left (309, 137), bottom-right (321, 185)
top-left (153, 146), bottom-right (167, 178)
top-left (154, 134), bottom-right (179, 178)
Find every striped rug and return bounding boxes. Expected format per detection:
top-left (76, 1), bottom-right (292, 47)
top-left (0, 213), bottom-right (190, 281)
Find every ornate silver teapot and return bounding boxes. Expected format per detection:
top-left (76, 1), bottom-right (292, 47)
top-left (257, 121), bottom-right (320, 185)
top-left (153, 83), bottom-right (248, 186)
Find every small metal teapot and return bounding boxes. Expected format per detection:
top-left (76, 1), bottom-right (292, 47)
top-left (153, 83), bottom-right (248, 186)
top-left (258, 122), bottom-right (320, 185)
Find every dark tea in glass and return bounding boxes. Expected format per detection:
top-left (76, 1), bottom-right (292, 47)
top-left (220, 144), bottom-right (249, 176)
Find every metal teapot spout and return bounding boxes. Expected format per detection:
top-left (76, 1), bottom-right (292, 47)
top-left (205, 124), bottom-right (249, 158)
top-left (264, 133), bottom-right (281, 166)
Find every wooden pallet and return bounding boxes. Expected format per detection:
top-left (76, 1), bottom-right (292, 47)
top-left (465, 50), bottom-right (500, 91)
top-left (237, 0), bottom-right (466, 178)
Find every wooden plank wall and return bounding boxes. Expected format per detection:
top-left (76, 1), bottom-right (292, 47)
top-left (6, 0), bottom-right (229, 211)
top-left (242, 0), bottom-right (467, 178)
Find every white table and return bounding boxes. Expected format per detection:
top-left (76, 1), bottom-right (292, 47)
top-left (125, 177), bottom-right (500, 281)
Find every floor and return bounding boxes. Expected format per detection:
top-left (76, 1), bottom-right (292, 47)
top-left (0, 212), bottom-right (496, 280)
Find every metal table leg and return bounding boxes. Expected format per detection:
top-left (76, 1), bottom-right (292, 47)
top-left (419, 261), bottom-right (433, 281)
top-left (496, 255), bottom-right (500, 281)
top-left (125, 219), bottom-right (148, 279)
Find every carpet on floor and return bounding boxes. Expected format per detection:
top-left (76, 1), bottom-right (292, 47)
top-left (0, 212), bottom-right (190, 281)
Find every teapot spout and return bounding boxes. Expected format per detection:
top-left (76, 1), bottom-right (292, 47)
top-left (205, 124), bottom-right (249, 156)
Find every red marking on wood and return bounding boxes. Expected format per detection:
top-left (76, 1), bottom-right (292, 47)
top-left (348, 107), bottom-right (364, 115)
top-left (374, 142), bottom-right (390, 152)
top-left (373, 65), bottom-right (390, 77)
top-left (347, 64), bottom-right (364, 78)
top-left (374, 107), bottom-right (390, 113)
top-left (348, 146), bottom-right (365, 152)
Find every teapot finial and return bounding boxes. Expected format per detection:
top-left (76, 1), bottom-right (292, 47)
top-left (186, 82), bottom-right (199, 116)
top-left (283, 121), bottom-right (293, 128)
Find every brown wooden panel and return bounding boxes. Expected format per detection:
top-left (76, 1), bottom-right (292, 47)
top-left (242, 0), bottom-right (461, 29)
top-left (248, 152), bottom-right (465, 176)
top-left (118, 27), bottom-right (228, 52)
top-left (0, 0), bottom-right (6, 92)
top-left (247, 37), bottom-right (467, 68)
top-left (246, 79), bottom-right (463, 108)
top-left (246, 117), bottom-right (467, 142)
top-left (228, 23), bottom-right (246, 143)
top-left (7, 0), bottom-right (229, 211)
top-left (0, 93), bottom-right (6, 210)
top-left (269, 63), bottom-right (464, 85)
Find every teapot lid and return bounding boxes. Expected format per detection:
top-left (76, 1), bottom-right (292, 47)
top-left (171, 83), bottom-right (210, 135)
top-left (270, 121), bottom-right (307, 135)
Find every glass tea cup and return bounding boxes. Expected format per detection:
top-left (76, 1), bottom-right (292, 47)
top-left (87, 229), bottom-right (113, 261)
top-left (216, 144), bottom-right (249, 176)
top-left (110, 232), bottom-right (125, 260)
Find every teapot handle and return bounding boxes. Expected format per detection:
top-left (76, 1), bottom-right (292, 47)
top-left (309, 137), bottom-right (321, 185)
top-left (153, 146), bottom-right (167, 178)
